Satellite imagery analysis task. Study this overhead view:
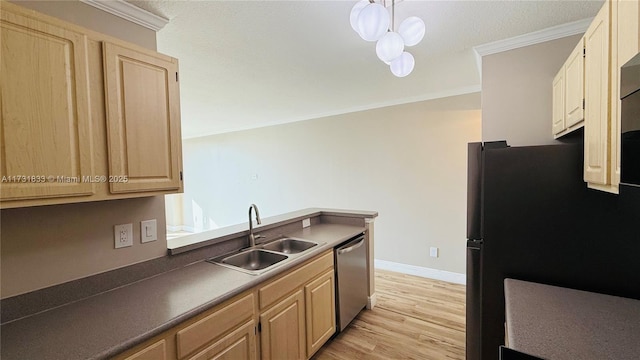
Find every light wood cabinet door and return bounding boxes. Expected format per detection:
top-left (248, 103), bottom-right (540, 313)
top-left (304, 270), bottom-right (336, 358)
top-left (103, 41), bottom-right (182, 194)
top-left (584, 2), bottom-right (610, 185)
top-left (0, 8), bottom-right (94, 201)
top-left (565, 39), bottom-right (585, 128)
top-left (610, 0), bottom-right (640, 189)
top-left (259, 290), bottom-right (306, 360)
top-left (552, 69), bottom-right (565, 135)
top-left (187, 321), bottom-right (257, 360)
top-left (176, 293), bottom-right (254, 359)
top-left (124, 339), bottom-right (168, 360)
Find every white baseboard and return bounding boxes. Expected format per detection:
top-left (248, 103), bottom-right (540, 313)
top-left (367, 293), bottom-right (377, 309)
top-left (374, 259), bottom-right (466, 285)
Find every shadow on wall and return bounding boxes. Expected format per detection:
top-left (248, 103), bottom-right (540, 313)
top-left (165, 194), bottom-right (217, 238)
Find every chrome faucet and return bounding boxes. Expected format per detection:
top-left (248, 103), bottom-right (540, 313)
top-left (248, 204), bottom-right (263, 248)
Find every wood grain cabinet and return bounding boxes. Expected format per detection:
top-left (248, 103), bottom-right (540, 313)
top-left (115, 251), bottom-right (337, 360)
top-left (123, 340), bottom-right (168, 360)
top-left (584, 0), bottom-right (639, 193)
top-left (553, 39), bottom-right (585, 138)
top-left (584, 2), bottom-right (611, 188)
top-left (175, 293), bottom-right (255, 360)
top-left (304, 270), bottom-right (336, 357)
top-left (552, 67), bottom-right (566, 136)
top-left (608, 0), bottom-right (640, 191)
top-left (186, 321), bottom-right (257, 360)
top-left (259, 290), bottom-right (306, 360)
top-left (103, 42), bottom-right (182, 194)
top-left (0, 7), bottom-right (95, 201)
top-left (0, 2), bottom-right (183, 209)
top-left (554, 0), bottom-right (639, 194)
top-left (257, 250), bottom-right (335, 360)
top-left (113, 292), bottom-right (257, 360)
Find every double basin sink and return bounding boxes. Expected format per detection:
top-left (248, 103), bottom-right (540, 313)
top-left (208, 237), bottom-right (321, 275)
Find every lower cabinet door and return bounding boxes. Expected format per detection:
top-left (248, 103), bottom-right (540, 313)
top-left (259, 290), bottom-right (306, 360)
top-left (124, 339), bottom-right (167, 360)
top-left (188, 321), bottom-right (257, 360)
top-left (305, 270), bottom-right (336, 357)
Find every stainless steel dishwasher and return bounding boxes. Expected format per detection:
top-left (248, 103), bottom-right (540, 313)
top-left (334, 233), bottom-right (368, 332)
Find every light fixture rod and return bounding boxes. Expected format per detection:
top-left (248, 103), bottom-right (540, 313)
top-left (391, 0), bottom-right (395, 31)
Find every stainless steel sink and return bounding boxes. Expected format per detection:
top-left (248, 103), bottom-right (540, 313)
top-left (207, 237), bottom-right (322, 275)
top-left (261, 238), bottom-right (318, 254)
top-left (217, 249), bottom-right (288, 273)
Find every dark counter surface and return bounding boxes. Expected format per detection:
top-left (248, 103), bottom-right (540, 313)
top-left (504, 278), bottom-right (640, 360)
top-left (1, 222), bottom-right (367, 360)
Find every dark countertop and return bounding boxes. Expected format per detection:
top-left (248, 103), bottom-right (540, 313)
top-left (1, 223), bottom-right (366, 360)
top-left (504, 278), bottom-right (640, 360)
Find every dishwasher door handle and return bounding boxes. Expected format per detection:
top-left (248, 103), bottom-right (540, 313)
top-left (337, 238), bottom-right (365, 255)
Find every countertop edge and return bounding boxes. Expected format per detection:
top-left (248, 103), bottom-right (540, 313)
top-left (168, 208), bottom-right (378, 255)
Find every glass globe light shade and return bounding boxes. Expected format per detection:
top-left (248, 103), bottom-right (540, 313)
top-left (376, 31), bottom-right (404, 63)
top-left (356, 3), bottom-right (390, 42)
top-left (390, 51), bottom-right (415, 77)
top-left (398, 16), bottom-right (425, 46)
top-left (350, 0), bottom-right (369, 34)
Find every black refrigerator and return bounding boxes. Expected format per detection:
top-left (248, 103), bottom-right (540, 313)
top-left (464, 140), bottom-right (640, 360)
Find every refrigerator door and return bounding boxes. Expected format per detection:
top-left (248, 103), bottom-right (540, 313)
top-left (466, 239), bottom-right (483, 360)
top-left (479, 143), bottom-right (582, 360)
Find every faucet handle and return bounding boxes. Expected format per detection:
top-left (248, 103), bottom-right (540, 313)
top-left (254, 234), bottom-right (266, 240)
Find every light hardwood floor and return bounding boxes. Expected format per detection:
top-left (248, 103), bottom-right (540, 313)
top-left (313, 270), bottom-right (466, 360)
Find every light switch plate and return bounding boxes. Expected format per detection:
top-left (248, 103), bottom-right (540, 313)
top-left (429, 247), bottom-right (439, 258)
top-left (302, 218), bottom-right (311, 228)
top-left (114, 223), bottom-right (133, 249)
top-left (141, 219), bottom-right (157, 243)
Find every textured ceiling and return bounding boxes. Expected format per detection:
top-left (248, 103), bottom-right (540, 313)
top-left (127, 0), bottom-right (604, 138)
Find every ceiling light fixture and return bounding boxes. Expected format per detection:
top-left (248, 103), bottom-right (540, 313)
top-left (350, 0), bottom-right (425, 77)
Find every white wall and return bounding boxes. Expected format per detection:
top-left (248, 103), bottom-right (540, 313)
top-left (177, 93), bottom-right (481, 274)
top-left (482, 34), bottom-right (583, 146)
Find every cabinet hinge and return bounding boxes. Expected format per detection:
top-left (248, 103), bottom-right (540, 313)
top-left (257, 322), bottom-right (262, 332)
top-left (583, 48), bottom-right (586, 57)
top-left (582, 98), bottom-right (585, 110)
top-left (180, 171), bottom-right (183, 181)
top-left (176, 72), bottom-right (179, 82)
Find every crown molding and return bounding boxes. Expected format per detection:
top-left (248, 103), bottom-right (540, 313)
top-left (80, 0), bottom-right (168, 31)
top-left (473, 17), bottom-right (593, 57)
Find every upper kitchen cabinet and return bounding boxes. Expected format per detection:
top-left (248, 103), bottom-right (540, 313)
top-left (609, 0), bottom-right (640, 191)
top-left (552, 66), bottom-right (566, 136)
top-left (103, 42), bottom-right (182, 194)
top-left (571, 0), bottom-right (639, 194)
top-left (0, 8), bottom-right (95, 201)
top-left (553, 39), bottom-right (585, 138)
top-left (584, 1), bottom-right (610, 187)
top-left (0, 2), bottom-right (183, 209)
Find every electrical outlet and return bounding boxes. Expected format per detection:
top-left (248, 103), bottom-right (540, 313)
top-left (302, 218), bottom-right (311, 228)
top-left (141, 219), bottom-right (157, 243)
top-left (114, 223), bottom-right (133, 249)
top-left (429, 247), bottom-right (439, 258)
